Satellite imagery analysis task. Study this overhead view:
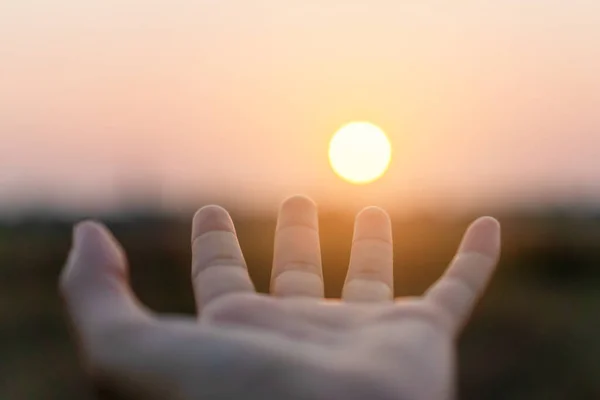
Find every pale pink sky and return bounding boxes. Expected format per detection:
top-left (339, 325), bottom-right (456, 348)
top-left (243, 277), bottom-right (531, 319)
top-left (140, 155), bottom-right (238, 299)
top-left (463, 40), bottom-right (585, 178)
top-left (1, 1), bottom-right (599, 213)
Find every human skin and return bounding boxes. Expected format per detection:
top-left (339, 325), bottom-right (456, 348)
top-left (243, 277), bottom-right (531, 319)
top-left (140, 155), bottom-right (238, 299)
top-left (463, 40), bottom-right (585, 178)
top-left (59, 195), bottom-right (501, 400)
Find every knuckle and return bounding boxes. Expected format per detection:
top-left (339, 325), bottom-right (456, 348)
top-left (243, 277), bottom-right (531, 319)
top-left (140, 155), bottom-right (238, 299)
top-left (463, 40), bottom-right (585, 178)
top-left (376, 300), bottom-right (452, 332)
top-left (349, 264), bottom-right (387, 281)
top-left (279, 261), bottom-right (321, 275)
top-left (192, 254), bottom-right (245, 279)
top-left (202, 293), bottom-right (262, 323)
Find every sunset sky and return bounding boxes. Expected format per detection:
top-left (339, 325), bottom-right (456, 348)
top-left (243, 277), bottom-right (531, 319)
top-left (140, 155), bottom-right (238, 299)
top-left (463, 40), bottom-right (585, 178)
top-left (1, 1), bottom-right (599, 214)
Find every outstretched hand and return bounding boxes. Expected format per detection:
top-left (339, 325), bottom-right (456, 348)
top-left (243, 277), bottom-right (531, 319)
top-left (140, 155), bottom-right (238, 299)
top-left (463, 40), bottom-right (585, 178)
top-left (60, 195), bottom-right (501, 400)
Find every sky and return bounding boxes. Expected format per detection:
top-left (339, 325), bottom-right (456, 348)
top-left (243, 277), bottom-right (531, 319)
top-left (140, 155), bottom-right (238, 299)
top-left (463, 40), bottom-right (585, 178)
top-left (1, 1), bottom-right (599, 214)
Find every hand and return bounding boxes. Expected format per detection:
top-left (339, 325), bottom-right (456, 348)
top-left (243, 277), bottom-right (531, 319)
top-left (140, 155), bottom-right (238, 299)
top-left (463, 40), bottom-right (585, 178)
top-left (60, 195), bottom-right (501, 400)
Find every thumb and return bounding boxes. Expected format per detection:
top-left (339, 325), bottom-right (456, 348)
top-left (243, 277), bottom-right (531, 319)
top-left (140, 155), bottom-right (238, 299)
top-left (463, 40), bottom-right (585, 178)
top-left (60, 221), bottom-right (148, 335)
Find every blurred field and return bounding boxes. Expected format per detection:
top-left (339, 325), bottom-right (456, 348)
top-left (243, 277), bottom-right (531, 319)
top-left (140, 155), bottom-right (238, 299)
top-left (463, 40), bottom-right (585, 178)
top-left (1, 208), bottom-right (600, 399)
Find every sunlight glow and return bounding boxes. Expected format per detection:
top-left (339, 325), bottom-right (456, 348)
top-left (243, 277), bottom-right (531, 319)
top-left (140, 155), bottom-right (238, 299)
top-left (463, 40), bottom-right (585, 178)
top-left (329, 122), bottom-right (392, 185)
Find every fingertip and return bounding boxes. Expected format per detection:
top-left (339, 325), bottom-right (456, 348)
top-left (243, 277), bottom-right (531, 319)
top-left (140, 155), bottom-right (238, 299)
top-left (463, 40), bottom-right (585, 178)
top-left (61, 220), bottom-right (127, 295)
top-left (277, 195), bottom-right (318, 230)
top-left (280, 195), bottom-right (317, 214)
top-left (356, 206), bottom-right (390, 223)
top-left (62, 220), bottom-right (101, 288)
top-left (72, 220), bottom-right (105, 248)
top-left (354, 206), bottom-right (392, 240)
top-left (72, 220), bottom-right (124, 257)
top-left (475, 216), bottom-right (501, 231)
top-left (459, 216), bottom-right (501, 259)
top-left (192, 205), bottom-right (235, 242)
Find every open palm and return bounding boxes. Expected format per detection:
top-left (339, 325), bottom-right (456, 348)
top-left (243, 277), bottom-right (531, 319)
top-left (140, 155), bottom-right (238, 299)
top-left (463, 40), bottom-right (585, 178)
top-left (60, 196), bottom-right (500, 400)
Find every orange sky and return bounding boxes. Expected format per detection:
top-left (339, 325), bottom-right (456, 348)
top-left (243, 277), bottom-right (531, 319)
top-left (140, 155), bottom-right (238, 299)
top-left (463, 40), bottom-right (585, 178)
top-left (1, 1), bottom-right (599, 213)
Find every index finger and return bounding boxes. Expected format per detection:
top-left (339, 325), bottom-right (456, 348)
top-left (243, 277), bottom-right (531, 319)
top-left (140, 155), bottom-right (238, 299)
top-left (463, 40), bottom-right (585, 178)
top-left (191, 206), bottom-right (255, 313)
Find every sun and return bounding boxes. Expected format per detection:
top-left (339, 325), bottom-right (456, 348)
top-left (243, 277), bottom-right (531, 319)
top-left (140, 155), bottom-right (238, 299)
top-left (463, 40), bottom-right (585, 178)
top-left (329, 122), bottom-right (392, 184)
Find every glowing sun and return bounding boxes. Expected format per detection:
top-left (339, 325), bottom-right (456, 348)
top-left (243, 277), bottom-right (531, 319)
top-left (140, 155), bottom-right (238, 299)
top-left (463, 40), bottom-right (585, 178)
top-left (329, 122), bottom-right (392, 184)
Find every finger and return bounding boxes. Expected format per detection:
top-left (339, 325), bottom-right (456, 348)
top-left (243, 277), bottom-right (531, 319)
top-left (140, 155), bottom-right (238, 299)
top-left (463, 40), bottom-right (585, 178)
top-left (343, 207), bottom-right (394, 303)
top-left (271, 195), bottom-right (324, 298)
top-left (191, 205), bottom-right (255, 313)
top-left (59, 221), bottom-right (149, 338)
top-left (425, 216), bottom-right (501, 332)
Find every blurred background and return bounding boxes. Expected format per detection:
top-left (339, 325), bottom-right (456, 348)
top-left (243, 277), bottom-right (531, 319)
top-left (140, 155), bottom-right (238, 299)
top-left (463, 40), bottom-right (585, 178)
top-left (1, 1), bottom-right (600, 399)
